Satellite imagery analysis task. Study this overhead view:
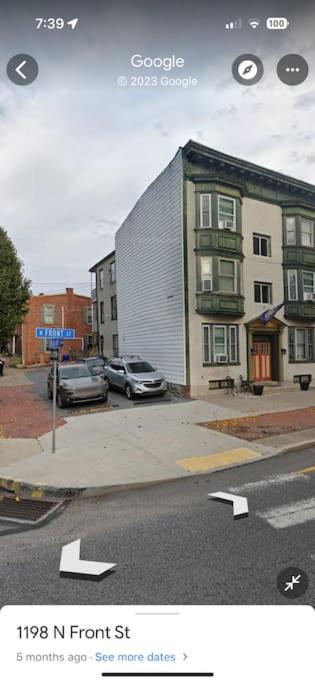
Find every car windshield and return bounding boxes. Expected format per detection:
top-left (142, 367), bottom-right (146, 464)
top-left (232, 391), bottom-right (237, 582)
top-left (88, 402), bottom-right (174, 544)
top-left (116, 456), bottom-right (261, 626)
top-left (127, 361), bottom-right (155, 373)
top-left (60, 366), bottom-right (91, 379)
top-left (89, 359), bottom-right (104, 366)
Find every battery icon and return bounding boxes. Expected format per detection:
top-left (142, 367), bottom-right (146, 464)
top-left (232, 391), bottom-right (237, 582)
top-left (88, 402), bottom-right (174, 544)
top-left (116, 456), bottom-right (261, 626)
top-left (266, 17), bottom-right (290, 29)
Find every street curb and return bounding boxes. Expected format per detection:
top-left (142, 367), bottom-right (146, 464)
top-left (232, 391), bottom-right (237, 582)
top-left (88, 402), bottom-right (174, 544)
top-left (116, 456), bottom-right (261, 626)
top-left (1, 436), bottom-right (315, 500)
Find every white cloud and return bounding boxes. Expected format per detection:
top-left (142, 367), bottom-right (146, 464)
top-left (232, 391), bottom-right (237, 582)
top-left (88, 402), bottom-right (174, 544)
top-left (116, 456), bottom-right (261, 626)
top-left (0, 1), bottom-right (314, 293)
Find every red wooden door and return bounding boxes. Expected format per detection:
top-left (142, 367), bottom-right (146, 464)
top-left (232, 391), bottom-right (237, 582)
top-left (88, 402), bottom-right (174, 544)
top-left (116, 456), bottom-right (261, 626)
top-left (253, 341), bottom-right (272, 381)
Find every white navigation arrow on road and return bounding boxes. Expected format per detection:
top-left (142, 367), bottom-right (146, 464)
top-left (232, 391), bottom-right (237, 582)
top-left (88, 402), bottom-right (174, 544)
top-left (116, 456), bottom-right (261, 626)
top-left (15, 60), bottom-right (27, 80)
top-left (208, 491), bottom-right (249, 519)
top-left (59, 539), bottom-right (116, 580)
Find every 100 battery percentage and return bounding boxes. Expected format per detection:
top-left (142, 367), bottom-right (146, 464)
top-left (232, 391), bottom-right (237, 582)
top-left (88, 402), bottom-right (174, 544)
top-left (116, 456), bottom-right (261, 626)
top-left (266, 17), bottom-right (290, 30)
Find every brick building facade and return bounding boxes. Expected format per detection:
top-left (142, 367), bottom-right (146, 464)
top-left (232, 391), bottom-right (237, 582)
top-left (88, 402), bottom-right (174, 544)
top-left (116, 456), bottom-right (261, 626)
top-left (21, 288), bottom-right (92, 365)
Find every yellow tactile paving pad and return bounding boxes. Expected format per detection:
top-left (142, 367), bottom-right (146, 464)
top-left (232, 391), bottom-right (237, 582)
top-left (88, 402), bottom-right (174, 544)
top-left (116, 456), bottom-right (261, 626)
top-left (177, 447), bottom-right (261, 473)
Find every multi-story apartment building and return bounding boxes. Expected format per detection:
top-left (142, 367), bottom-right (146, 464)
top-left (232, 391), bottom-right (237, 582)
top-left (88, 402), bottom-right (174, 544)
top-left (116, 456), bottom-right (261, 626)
top-left (21, 288), bottom-right (92, 365)
top-left (89, 250), bottom-right (118, 358)
top-left (116, 141), bottom-right (315, 396)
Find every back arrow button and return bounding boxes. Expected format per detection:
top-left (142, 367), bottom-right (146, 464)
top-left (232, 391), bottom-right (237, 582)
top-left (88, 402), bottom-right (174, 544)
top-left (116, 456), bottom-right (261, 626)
top-left (7, 54), bottom-right (39, 85)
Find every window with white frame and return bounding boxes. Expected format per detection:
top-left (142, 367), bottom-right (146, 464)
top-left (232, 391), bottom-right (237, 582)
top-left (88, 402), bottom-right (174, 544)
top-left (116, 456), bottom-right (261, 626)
top-left (218, 195), bottom-right (236, 230)
top-left (219, 258), bottom-right (236, 292)
top-left (254, 281), bottom-right (272, 304)
top-left (202, 324), bottom-right (239, 364)
top-left (200, 194), bottom-right (211, 228)
top-left (289, 327), bottom-right (314, 362)
top-left (253, 233), bottom-right (271, 257)
top-left (200, 256), bottom-right (212, 291)
top-left (285, 217), bottom-right (296, 245)
top-left (301, 219), bottom-right (314, 247)
top-left (213, 325), bottom-right (227, 359)
top-left (287, 269), bottom-right (298, 300)
top-left (99, 268), bottom-right (104, 289)
top-left (302, 271), bottom-right (315, 299)
top-left (42, 304), bottom-right (56, 324)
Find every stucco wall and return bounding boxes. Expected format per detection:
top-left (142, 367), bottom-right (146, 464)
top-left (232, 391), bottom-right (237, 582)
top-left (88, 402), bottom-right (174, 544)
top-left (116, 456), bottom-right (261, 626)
top-left (187, 188), bottom-right (315, 396)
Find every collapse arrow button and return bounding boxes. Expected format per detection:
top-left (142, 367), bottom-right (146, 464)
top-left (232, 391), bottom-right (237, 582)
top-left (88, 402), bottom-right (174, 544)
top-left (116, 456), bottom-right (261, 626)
top-left (208, 491), bottom-right (249, 519)
top-left (59, 539), bottom-right (116, 580)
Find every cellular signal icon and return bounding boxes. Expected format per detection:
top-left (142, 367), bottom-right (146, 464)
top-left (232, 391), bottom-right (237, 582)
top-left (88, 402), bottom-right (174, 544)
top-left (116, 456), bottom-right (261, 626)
top-left (225, 18), bottom-right (242, 30)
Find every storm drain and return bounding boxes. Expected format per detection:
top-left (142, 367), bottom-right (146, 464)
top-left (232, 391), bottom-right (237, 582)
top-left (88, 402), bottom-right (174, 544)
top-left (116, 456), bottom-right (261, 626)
top-left (0, 497), bottom-right (64, 525)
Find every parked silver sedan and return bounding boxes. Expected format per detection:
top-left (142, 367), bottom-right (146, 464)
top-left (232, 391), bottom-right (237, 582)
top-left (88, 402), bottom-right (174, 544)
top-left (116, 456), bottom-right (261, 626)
top-left (47, 363), bottom-right (107, 408)
top-left (104, 356), bottom-right (167, 400)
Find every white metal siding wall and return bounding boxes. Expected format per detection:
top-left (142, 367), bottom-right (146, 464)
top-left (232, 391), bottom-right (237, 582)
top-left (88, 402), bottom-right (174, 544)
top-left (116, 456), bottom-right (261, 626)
top-left (115, 150), bottom-right (186, 385)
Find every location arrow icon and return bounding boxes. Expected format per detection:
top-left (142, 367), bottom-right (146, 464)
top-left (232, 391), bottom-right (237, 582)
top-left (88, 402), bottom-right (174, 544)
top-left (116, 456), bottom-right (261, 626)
top-left (59, 539), bottom-right (116, 581)
top-left (208, 491), bottom-right (249, 519)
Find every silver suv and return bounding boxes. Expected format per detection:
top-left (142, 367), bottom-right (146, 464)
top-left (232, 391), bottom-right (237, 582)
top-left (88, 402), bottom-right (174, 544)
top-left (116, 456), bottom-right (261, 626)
top-left (104, 356), bottom-right (167, 400)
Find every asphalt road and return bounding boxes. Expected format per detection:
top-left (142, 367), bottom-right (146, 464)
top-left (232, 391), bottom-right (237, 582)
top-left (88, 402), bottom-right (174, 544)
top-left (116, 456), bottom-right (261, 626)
top-left (26, 367), bottom-right (188, 414)
top-left (0, 447), bottom-right (314, 606)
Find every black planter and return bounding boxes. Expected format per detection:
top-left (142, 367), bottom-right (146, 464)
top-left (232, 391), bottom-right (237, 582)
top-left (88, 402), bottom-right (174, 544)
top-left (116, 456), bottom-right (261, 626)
top-left (300, 381), bottom-right (310, 391)
top-left (252, 384), bottom-right (264, 396)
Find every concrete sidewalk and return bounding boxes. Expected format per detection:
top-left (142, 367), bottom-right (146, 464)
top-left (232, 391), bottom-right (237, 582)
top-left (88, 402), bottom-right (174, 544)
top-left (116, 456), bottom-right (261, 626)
top-left (1, 398), bottom-right (314, 498)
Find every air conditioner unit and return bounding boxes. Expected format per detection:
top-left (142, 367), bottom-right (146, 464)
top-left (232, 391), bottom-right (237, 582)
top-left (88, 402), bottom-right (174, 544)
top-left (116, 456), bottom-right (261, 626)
top-left (222, 220), bottom-right (234, 230)
top-left (215, 354), bottom-right (228, 363)
top-left (202, 278), bottom-right (213, 292)
top-left (304, 292), bottom-right (313, 301)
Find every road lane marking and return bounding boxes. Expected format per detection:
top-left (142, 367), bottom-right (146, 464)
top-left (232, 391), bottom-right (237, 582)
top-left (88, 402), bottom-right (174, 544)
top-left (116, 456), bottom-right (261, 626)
top-left (257, 497), bottom-right (315, 529)
top-left (176, 447), bottom-right (260, 473)
top-left (229, 472), bottom-right (307, 494)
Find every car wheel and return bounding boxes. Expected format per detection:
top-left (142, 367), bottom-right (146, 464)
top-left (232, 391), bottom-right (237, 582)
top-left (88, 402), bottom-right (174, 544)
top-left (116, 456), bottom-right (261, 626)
top-left (100, 393), bottom-right (108, 403)
top-left (48, 388), bottom-right (53, 400)
top-left (57, 392), bottom-right (65, 409)
top-left (104, 378), bottom-right (110, 391)
top-left (125, 384), bottom-right (133, 400)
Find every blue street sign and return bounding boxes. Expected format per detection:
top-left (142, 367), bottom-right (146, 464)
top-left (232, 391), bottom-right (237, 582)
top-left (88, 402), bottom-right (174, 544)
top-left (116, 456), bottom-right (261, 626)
top-left (47, 339), bottom-right (63, 350)
top-left (35, 327), bottom-right (75, 339)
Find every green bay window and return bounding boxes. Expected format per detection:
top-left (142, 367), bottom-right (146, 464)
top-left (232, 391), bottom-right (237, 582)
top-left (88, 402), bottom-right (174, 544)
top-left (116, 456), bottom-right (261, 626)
top-left (219, 259), bottom-right (236, 292)
top-left (200, 256), bottom-right (212, 291)
top-left (301, 219), bottom-right (314, 247)
top-left (302, 271), bottom-right (315, 299)
top-left (284, 217), bottom-right (296, 245)
top-left (200, 194), bottom-right (211, 228)
top-left (287, 270), bottom-right (298, 301)
top-left (198, 256), bottom-right (240, 295)
top-left (218, 195), bottom-right (236, 230)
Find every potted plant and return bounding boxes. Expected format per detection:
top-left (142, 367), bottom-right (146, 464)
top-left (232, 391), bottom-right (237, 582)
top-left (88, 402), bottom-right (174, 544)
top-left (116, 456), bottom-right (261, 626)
top-left (252, 384), bottom-right (264, 396)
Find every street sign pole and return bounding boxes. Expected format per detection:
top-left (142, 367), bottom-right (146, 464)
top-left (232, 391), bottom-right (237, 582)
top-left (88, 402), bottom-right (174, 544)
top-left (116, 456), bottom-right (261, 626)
top-left (34, 327), bottom-right (76, 455)
top-left (52, 353), bottom-right (57, 454)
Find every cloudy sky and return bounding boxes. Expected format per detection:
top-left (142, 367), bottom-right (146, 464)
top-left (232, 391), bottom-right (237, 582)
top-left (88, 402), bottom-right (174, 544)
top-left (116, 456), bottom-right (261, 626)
top-left (0, 0), bottom-right (314, 295)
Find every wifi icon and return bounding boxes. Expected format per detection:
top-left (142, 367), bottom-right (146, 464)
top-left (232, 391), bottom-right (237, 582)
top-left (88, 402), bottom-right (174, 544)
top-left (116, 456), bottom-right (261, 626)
top-left (248, 18), bottom-right (260, 29)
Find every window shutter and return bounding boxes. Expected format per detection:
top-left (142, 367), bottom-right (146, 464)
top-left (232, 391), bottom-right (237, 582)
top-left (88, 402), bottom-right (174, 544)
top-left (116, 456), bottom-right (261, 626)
top-left (236, 260), bottom-right (241, 295)
top-left (288, 327), bottom-right (295, 362)
top-left (307, 328), bottom-right (313, 360)
top-left (212, 256), bottom-right (219, 291)
top-left (40, 304), bottom-right (45, 323)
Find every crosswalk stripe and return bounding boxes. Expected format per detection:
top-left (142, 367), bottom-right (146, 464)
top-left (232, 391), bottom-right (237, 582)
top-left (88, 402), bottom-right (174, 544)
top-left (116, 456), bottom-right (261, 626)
top-left (257, 497), bottom-right (315, 529)
top-left (229, 472), bottom-right (307, 494)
